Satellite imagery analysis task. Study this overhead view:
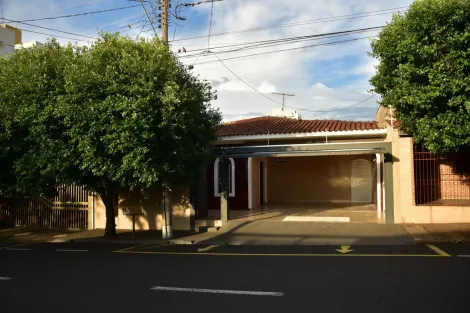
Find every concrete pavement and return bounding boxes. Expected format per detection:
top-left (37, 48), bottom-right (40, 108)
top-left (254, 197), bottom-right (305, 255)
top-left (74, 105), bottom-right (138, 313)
top-left (1, 220), bottom-right (470, 246)
top-left (1, 242), bottom-right (469, 313)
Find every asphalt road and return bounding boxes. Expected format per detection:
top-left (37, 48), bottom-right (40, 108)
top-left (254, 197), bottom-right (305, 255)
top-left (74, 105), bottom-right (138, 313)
top-left (1, 242), bottom-right (470, 313)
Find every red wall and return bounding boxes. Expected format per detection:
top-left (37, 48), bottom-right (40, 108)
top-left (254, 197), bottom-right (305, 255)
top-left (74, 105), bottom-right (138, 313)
top-left (206, 158), bottom-right (249, 211)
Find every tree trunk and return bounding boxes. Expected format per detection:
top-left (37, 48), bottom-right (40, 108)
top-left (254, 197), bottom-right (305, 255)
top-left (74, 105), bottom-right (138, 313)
top-left (102, 187), bottom-right (116, 237)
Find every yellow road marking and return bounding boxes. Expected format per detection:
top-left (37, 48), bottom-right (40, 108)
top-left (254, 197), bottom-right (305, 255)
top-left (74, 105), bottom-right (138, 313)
top-left (426, 244), bottom-right (451, 257)
top-left (336, 245), bottom-right (353, 254)
top-left (198, 245), bottom-right (219, 253)
top-left (114, 250), bottom-right (444, 257)
top-left (114, 243), bottom-right (154, 253)
top-left (114, 243), bottom-right (173, 253)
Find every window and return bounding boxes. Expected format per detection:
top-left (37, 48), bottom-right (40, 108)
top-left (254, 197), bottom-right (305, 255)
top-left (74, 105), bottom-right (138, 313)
top-left (214, 158), bottom-right (235, 197)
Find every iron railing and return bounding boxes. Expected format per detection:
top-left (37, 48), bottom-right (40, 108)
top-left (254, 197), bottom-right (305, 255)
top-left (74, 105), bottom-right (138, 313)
top-left (413, 144), bottom-right (470, 206)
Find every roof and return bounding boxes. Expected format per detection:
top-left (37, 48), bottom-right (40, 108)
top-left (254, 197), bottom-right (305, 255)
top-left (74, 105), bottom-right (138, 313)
top-left (218, 116), bottom-right (383, 137)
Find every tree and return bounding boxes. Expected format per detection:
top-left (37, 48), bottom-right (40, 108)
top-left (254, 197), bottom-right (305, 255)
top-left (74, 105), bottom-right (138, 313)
top-left (0, 34), bottom-right (222, 236)
top-left (370, 0), bottom-right (470, 154)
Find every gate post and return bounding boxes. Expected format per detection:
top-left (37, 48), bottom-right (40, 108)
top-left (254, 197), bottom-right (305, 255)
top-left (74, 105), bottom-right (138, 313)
top-left (219, 157), bottom-right (231, 225)
top-left (87, 193), bottom-right (94, 230)
top-left (384, 152), bottom-right (395, 224)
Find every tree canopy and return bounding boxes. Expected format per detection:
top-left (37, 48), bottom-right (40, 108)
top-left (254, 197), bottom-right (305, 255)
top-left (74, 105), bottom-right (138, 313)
top-left (0, 34), bottom-right (222, 235)
top-left (370, 0), bottom-right (470, 153)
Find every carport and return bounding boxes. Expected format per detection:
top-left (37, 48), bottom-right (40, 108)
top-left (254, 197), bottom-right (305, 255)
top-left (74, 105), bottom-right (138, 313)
top-left (216, 141), bottom-right (395, 224)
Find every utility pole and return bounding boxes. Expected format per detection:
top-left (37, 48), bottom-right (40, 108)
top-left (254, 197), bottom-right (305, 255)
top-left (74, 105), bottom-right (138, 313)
top-left (161, 0), bottom-right (169, 44)
top-left (272, 92), bottom-right (295, 113)
top-left (148, 0), bottom-right (221, 239)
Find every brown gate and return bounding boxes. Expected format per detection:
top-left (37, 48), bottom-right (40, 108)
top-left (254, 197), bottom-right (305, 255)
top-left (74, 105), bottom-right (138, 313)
top-left (0, 185), bottom-right (89, 229)
top-left (413, 144), bottom-right (441, 205)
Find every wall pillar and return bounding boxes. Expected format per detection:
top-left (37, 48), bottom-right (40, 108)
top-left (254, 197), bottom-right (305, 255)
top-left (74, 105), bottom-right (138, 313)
top-left (221, 192), bottom-right (229, 225)
top-left (87, 193), bottom-right (94, 230)
top-left (384, 155), bottom-right (395, 224)
top-left (162, 189), bottom-right (172, 239)
top-left (248, 157), bottom-right (253, 209)
top-left (376, 153), bottom-right (383, 213)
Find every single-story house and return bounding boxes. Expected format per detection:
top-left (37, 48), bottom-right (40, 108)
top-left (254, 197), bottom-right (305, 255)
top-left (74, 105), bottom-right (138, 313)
top-left (2, 107), bottom-right (469, 231)
top-left (193, 111), bottom-right (396, 224)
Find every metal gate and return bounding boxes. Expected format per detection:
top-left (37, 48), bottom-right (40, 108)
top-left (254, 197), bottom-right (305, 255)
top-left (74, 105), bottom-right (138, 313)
top-left (0, 185), bottom-right (89, 229)
top-left (413, 144), bottom-right (441, 205)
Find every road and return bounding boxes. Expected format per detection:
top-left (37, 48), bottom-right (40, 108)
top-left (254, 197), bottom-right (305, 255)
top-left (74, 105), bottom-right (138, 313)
top-left (1, 242), bottom-right (469, 313)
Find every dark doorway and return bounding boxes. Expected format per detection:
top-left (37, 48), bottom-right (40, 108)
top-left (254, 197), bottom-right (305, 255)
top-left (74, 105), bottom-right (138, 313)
top-left (260, 161), bottom-right (265, 205)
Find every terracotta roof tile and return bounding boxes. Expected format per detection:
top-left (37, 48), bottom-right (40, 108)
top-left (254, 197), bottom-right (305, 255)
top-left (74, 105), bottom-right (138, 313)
top-left (218, 116), bottom-right (384, 137)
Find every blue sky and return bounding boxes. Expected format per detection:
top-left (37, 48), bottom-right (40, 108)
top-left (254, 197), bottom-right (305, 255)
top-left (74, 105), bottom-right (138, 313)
top-left (1, 0), bottom-right (415, 122)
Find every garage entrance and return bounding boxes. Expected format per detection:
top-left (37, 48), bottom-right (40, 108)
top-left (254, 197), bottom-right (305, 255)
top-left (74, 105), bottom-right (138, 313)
top-left (247, 154), bottom-right (383, 223)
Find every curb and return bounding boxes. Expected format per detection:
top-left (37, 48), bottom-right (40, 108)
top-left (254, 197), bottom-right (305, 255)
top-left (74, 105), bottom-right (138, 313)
top-left (55, 238), bottom-right (197, 245)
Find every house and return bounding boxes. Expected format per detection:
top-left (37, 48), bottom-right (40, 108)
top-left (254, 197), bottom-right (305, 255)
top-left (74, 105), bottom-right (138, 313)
top-left (196, 106), bottom-right (470, 226)
top-left (0, 24), bottom-right (44, 57)
top-left (0, 24), bottom-right (20, 56)
top-left (194, 109), bottom-right (396, 224)
top-left (2, 105), bottom-right (468, 231)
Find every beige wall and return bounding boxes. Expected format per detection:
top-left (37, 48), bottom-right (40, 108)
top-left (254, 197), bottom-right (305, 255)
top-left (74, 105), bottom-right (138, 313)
top-left (266, 155), bottom-right (375, 203)
top-left (0, 26), bottom-right (15, 56)
top-left (93, 185), bottom-right (193, 230)
top-left (392, 131), bottom-right (470, 223)
top-left (1, 24), bottom-right (22, 45)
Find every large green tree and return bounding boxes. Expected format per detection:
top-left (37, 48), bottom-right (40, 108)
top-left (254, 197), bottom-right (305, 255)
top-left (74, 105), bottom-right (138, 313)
top-left (370, 0), bottom-right (470, 153)
top-left (0, 34), bottom-right (221, 236)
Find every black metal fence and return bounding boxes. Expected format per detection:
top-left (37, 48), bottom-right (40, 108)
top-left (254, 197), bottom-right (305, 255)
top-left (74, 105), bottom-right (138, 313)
top-left (413, 144), bottom-right (470, 206)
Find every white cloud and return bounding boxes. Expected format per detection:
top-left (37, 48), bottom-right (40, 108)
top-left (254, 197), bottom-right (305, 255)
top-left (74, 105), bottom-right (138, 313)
top-left (2, 0), bottom-right (414, 122)
top-left (179, 0), bottom-right (413, 121)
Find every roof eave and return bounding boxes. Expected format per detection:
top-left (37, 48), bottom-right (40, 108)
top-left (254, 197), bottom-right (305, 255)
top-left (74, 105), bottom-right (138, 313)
top-left (217, 129), bottom-right (388, 142)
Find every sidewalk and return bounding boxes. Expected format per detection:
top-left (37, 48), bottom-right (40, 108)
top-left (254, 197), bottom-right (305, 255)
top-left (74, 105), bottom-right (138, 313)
top-left (2, 222), bottom-right (469, 246)
top-left (404, 224), bottom-right (470, 244)
top-left (59, 229), bottom-right (192, 244)
top-left (62, 221), bottom-right (470, 245)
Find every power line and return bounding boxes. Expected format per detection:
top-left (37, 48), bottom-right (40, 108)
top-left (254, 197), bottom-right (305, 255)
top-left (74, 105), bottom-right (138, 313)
top-left (2, 16), bottom-right (144, 42)
top-left (286, 95), bottom-right (377, 113)
top-left (106, 20), bottom-right (145, 33)
top-left (192, 66), bottom-right (305, 81)
top-left (171, 6), bottom-right (407, 43)
top-left (211, 52), bottom-right (377, 113)
top-left (16, 5), bottom-right (140, 22)
top-left (13, 27), bottom-right (91, 42)
top-left (80, 14), bottom-right (140, 33)
top-left (212, 53), bottom-right (282, 105)
top-left (2, 18), bottom-right (97, 40)
top-left (207, 0), bottom-right (214, 50)
top-left (138, 0), bottom-right (158, 38)
top-left (53, 0), bottom-right (101, 12)
top-left (192, 36), bottom-right (376, 65)
top-left (178, 26), bottom-right (383, 58)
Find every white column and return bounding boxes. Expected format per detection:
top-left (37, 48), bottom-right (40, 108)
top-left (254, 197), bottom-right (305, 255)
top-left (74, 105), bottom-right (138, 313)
top-left (376, 153), bottom-right (382, 213)
top-left (248, 157), bottom-right (253, 209)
